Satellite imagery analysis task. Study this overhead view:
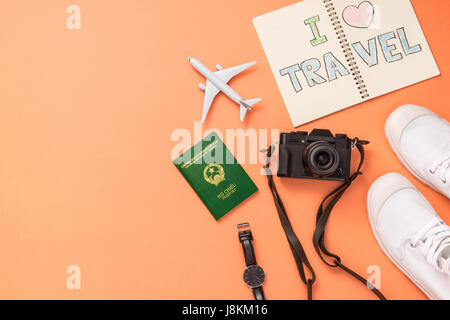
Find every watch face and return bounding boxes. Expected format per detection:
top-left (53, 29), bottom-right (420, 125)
top-left (243, 265), bottom-right (266, 288)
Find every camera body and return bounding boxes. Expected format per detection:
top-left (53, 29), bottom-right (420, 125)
top-left (278, 129), bottom-right (352, 182)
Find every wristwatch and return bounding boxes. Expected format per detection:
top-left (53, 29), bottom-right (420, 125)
top-left (237, 223), bottom-right (266, 300)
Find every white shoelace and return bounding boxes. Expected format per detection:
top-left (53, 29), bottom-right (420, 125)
top-left (428, 149), bottom-right (450, 184)
top-left (409, 219), bottom-right (450, 275)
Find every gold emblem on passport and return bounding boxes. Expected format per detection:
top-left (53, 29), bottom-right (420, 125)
top-left (203, 163), bottom-right (225, 186)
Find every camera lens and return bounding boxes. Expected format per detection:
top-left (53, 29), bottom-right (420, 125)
top-left (315, 152), bottom-right (330, 167)
top-left (303, 141), bottom-right (340, 177)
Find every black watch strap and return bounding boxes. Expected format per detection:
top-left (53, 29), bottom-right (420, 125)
top-left (252, 286), bottom-right (265, 300)
top-left (238, 223), bottom-right (256, 266)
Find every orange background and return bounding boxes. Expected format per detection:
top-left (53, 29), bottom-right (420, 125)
top-left (0, 0), bottom-right (448, 300)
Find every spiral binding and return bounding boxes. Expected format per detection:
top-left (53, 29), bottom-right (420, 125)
top-left (323, 0), bottom-right (369, 99)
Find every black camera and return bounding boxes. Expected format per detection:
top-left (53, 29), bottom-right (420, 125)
top-left (277, 129), bottom-right (352, 182)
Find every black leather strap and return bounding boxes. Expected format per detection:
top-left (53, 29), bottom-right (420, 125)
top-left (263, 146), bottom-right (316, 300)
top-left (252, 286), bottom-right (265, 300)
top-left (311, 138), bottom-right (386, 300)
top-left (262, 138), bottom-right (386, 300)
top-left (238, 227), bottom-right (257, 266)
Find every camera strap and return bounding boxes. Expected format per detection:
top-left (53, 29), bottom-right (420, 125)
top-left (263, 145), bottom-right (316, 300)
top-left (262, 138), bottom-right (386, 300)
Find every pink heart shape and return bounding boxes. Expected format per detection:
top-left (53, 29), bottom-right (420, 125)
top-left (342, 1), bottom-right (375, 28)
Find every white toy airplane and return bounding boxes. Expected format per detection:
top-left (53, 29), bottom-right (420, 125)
top-left (188, 57), bottom-right (261, 122)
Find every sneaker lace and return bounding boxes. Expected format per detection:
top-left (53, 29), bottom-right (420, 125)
top-left (410, 219), bottom-right (450, 275)
top-left (428, 149), bottom-right (450, 184)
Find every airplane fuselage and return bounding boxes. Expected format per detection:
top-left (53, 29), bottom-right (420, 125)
top-left (188, 57), bottom-right (244, 105)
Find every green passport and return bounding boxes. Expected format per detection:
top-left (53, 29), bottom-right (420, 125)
top-left (173, 132), bottom-right (258, 221)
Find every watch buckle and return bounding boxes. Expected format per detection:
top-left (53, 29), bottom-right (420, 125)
top-left (237, 222), bottom-right (250, 232)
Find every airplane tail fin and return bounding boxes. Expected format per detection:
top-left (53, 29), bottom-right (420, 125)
top-left (240, 98), bottom-right (261, 121)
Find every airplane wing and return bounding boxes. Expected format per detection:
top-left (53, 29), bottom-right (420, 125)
top-left (214, 61), bottom-right (257, 84)
top-left (201, 80), bottom-right (220, 122)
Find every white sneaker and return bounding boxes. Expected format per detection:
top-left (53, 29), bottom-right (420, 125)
top-left (385, 104), bottom-right (450, 198)
top-left (367, 172), bottom-right (450, 300)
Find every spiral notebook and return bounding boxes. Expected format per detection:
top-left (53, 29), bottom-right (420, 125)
top-left (253, 0), bottom-right (440, 127)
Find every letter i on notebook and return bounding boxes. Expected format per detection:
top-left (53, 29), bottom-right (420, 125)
top-left (253, 0), bottom-right (440, 127)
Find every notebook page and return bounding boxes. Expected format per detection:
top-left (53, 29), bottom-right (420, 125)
top-left (254, 0), bottom-right (363, 127)
top-left (334, 0), bottom-right (440, 101)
